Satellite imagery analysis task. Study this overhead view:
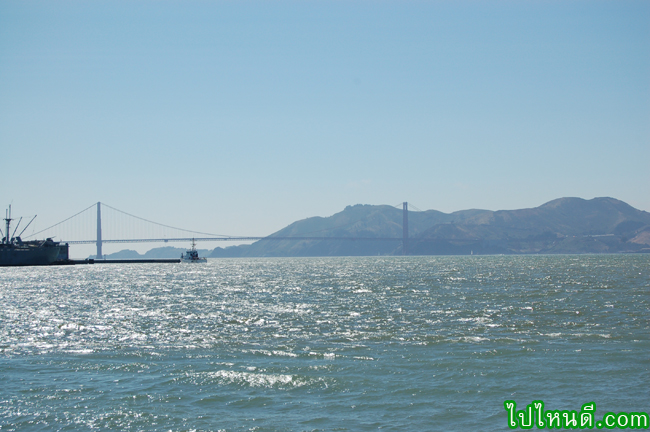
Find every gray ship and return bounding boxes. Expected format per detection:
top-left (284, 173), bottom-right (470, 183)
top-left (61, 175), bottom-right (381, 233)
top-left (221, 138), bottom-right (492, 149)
top-left (0, 206), bottom-right (69, 266)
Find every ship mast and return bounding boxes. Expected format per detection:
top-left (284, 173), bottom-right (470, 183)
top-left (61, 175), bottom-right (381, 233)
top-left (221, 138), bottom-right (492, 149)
top-left (4, 205), bottom-right (12, 244)
top-left (17, 215), bottom-right (37, 239)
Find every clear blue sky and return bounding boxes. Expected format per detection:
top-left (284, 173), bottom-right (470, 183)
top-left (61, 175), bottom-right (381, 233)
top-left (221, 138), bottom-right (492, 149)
top-left (1, 0), bottom-right (648, 252)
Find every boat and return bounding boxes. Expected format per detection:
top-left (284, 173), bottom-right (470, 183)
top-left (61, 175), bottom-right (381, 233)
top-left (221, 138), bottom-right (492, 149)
top-left (0, 206), bottom-right (69, 266)
top-left (180, 239), bottom-right (207, 263)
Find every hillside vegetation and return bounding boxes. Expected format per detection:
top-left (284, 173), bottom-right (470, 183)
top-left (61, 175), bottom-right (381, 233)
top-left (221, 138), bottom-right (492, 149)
top-left (210, 197), bottom-right (650, 257)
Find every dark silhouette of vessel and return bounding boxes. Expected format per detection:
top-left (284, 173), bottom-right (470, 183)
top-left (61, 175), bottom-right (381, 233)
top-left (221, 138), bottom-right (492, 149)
top-left (0, 206), bottom-right (68, 266)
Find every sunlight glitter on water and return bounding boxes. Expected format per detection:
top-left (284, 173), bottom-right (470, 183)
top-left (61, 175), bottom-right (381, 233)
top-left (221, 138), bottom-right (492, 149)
top-left (1, 255), bottom-right (648, 431)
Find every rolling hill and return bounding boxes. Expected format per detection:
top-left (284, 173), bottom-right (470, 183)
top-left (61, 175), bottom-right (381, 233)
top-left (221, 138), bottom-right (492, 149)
top-left (209, 197), bottom-right (650, 257)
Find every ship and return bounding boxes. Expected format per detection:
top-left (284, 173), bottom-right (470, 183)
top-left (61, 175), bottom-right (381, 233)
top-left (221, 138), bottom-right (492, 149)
top-left (0, 206), bottom-right (69, 266)
top-left (180, 238), bottom-right (207, 263)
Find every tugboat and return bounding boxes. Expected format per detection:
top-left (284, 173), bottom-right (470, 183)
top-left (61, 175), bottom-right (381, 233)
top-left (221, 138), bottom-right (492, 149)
top-left (180, 238), bottom-right (207, 263)
top-left (0, 206), bottom-right (69, 266)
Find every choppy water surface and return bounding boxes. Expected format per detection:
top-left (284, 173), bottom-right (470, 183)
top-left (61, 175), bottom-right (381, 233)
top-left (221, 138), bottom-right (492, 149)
top-left (1, 255), bottom-right (648, 431)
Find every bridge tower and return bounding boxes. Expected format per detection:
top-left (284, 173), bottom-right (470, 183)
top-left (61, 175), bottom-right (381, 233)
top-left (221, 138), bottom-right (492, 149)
top-left (96, 202), bottom-right (103, 259)
top-left (402, 202), bottom-right (408, 255)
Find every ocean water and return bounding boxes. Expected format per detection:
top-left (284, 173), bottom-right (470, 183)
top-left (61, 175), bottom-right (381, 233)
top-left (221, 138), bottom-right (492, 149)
top-left (0, 255), bottom-right (648, 431)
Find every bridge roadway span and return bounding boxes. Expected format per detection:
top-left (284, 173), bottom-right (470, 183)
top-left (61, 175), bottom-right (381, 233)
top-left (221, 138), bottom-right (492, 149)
top-left (64, 236), bottom-right (406, 245)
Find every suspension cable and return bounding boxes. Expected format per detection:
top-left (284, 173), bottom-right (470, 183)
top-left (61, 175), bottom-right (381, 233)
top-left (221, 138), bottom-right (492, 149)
top-left (25, 203), bottom-right (97, 239)
top-left (100, 203), bottom-right (232, 237)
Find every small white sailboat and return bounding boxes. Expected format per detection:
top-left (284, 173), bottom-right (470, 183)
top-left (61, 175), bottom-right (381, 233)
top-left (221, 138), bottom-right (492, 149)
top-left (180, 238), bottom-right (207, 263)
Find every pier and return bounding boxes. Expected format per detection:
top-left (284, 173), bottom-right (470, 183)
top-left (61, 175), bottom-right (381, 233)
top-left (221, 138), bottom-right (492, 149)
top-left (60, 258), bottom-right (181, 265)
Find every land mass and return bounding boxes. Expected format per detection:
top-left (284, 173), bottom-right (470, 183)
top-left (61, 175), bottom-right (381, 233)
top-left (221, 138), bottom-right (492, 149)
top-left (101, 246), bottom-right (210, 260)
top-left (103, 197), bottom-right (650, 259)
top-left (209, 197), bottom-right (650, 257)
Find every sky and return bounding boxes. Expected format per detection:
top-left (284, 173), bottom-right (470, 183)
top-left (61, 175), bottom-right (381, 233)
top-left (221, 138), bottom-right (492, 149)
top-left (1, 0), bottom-right (649, 255)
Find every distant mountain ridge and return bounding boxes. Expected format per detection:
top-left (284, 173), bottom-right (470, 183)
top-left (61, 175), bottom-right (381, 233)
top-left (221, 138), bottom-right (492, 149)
top-left (101, 246), bottom-right (210, 260)
top-left (210, 197), bottom-right (650, 257)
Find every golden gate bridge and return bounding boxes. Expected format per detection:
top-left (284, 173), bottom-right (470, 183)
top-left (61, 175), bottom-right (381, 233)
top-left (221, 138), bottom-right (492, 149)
top-left (24, 202), bottom-right (413, 257)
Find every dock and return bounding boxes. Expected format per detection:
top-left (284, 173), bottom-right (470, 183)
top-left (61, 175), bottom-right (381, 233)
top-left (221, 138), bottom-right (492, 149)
top-left (60, 259), bottom-right (181, 265)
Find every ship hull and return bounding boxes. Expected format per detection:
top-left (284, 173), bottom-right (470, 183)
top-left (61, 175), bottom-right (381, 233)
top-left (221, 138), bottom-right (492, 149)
top-left (180, 257), bottom-right (207, 263)
top-left (0, 245), bottom-right (64, 266)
